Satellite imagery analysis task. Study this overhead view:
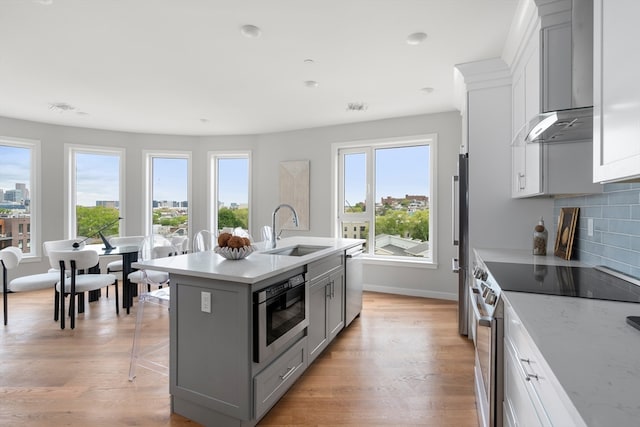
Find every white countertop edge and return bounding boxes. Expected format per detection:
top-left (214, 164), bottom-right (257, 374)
top-left (132, 236), bottom-right (365, 284)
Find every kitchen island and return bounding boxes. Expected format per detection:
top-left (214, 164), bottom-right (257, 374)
top-left (476, 248), bottom-right (640, 426)
top-left (133, 236), bottom-right (364, 427)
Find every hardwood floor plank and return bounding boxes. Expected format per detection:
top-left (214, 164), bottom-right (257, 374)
top-left (0, 288), bottom-right (478, 426)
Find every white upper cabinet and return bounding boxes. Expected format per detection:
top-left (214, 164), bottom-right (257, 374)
top-left (512, 37), bottom-right (542, 197)
top-left (510, 0), bottom-right (602, 197)
top-left (593, 0), bottom-right (640, 183)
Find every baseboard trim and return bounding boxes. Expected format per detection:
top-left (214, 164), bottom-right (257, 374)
top-left (363, 284), bottom-right (457, 301)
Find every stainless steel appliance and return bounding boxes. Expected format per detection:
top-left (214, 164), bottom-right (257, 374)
top-left (452, 151), bottom-right (469, 335)
top-left (345, 245), bottom-right (364, 327)
top-left (253, 273), bottom-right (308, 363)
top-left (470, 258), bottom-right (504, 427)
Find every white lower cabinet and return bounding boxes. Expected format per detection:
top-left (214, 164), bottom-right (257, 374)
top-left (503, 298), bottom-right (586, 427)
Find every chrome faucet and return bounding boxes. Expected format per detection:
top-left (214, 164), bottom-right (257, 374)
top-left (271, 203), bottom-right (299, 248)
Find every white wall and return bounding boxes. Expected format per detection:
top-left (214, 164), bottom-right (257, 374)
top-left (1, 112), bottom-right (461, 299)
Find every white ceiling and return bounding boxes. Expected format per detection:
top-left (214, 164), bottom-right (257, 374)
top-left (0, 0), bottom-right (518, 136)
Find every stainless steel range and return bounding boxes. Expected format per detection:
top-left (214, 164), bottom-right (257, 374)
top-left (470, 259), bottom-right (503, 427)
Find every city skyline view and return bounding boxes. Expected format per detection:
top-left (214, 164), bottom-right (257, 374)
top-left (2, 145), bottom-right (429, 208)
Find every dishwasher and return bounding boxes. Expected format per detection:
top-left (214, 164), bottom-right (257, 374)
top-left (345, 245), bottom-right (364, 326)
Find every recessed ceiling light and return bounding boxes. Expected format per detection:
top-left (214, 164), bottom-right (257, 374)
top-left (303, 59), bottom-right (315, 64)
top-left (406, 32), bottom-right (428, 45)
top-left (240, 24), bottom-right (261, 38)
top-left (200, 118), bottom-right (210, 123)
top-left (346, 102), bottom-right (368, 112)
top-left (304, 80), bottom-right (319, 88)
top-left (421, 87), bottom-right (435, 94)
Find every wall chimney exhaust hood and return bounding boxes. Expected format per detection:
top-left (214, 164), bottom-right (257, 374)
top-left (525, 0), bottom-right (593, 144)
top-left (525, 105), bottom-right (593, 143)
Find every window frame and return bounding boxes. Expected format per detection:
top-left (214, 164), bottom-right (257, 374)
top-left (207, 150), bottom-right (252, 234)
top-left (0, 136), bottom-right (40, 258)
top-left (143, 150), bottom-right (192, 238)
top-left (333, 134), bottom-right (437, 265)
top-left (64, 144), bottom-right (125, 239)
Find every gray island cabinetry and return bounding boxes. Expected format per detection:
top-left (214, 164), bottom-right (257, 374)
top-left (133, 237), bottom-right (364, 427)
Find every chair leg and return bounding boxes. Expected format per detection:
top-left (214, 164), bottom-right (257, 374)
top-left (54, 290), bottom-right (59, 321)
top-left (129, 293), bottom-right (146, 381)
top-left (114, 280), bottom-right (119, 316)
top-left (2, 269), bottom-right (7, 326)
top-left (60, 291), bottom-right (65, 330)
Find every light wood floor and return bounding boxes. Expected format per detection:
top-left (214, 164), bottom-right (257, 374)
top-left (0, 287), bottom-right (478, 427)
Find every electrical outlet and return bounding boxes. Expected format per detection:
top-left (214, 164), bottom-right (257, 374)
top-left (201, 291), bottom-right (211, 313)
top-left (587, 218), bottom-right (594, 237)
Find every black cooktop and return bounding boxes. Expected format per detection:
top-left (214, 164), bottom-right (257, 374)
top-left (484, 261), bottom-right (640, 304)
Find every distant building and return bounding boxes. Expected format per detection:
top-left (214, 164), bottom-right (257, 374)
top-left (342, 222), bottom-right (368, 239)
top-left (374, 234), bottom-right (430, 258)
top-left (4, 189), bottom-right (24, 202)
top-left (96, 200), bottom-right (119, 208)
top-left (380, 194), bottom-right (429, 209)
top-left (0, 216), bottom-right (30, 252)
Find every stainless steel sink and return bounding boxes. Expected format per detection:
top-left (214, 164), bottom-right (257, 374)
top-left (264, 245), bottom-right (330, 257)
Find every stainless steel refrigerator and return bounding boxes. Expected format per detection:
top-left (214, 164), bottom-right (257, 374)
top-left (453, 152), bottom-right (469, 335)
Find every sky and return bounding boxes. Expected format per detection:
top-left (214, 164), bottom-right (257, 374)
top-left (0, 145), bottom-right (30, 193)
top-left (344, 145), bottom-right (430, 205)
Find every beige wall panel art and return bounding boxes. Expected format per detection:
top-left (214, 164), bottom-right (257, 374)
top-left (279, 160), bottom-right (309, 230)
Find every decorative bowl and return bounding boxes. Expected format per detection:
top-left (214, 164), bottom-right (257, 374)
top-left (214, 245), bottom-right (255, 260)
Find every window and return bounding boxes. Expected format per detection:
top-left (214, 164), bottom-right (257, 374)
top-left (209, 151), bottom-right (251, 234)
top-left (144, 151), bottom-right (191, 239)
top-left (0, 137), bottom-right (39, 256)
top-left (336, 135), bottom-right (435, 262)
top-left (66, 145), bottom-right (124, 242)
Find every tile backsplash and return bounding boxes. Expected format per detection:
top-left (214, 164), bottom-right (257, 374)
top-left (554, 183), bottom-right (640, 279)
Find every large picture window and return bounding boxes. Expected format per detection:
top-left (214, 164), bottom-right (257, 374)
top-left (209, 151), bottom-right (251, 234)
top-left (66, 146), bottom-right (124, 242)
top-left (0, 137), bottom-right (39, 256)
top-left (144, 151), bottom-right (191, 239)
top-left (337, 136), bottom-right (435, 262)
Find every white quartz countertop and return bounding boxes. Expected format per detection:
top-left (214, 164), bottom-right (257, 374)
top-left (475, 248), bottom-right (640, 426)
top-left (474, 248), bottom-right (589, 267)
top-left (503, 292), bottom-right (640, 427)
top-left (132, 236), bottom-right (364, 284)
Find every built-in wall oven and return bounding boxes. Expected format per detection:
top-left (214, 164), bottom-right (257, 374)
top-left (470, 260), bottom-right (504, 427)
top-left (253, 273), bottom-right (308, 363)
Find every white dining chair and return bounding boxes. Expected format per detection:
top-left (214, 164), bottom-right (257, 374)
top-left (171, 235), bottom-right (190, 254)
top-left (101, 236), bottom-right (145, 298)
top-left (1, 246), bottom-right (60, 325)
top-left (48, 249), bottom-right (118, 329)
top-left (192, 229), bottom-right (215, 252)
top-left (127, 235), bottom-right (178, 294)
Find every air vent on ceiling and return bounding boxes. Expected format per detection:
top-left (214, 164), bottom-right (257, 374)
top-left (346, 102), bottom-right (368, 112)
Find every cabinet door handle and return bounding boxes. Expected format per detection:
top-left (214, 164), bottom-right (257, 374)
top-left (525, 372), bottom-right (539, 381)
top-left (279, 366), bottom-right (295, 381)
top-left (518, 172), bottom-right (526, 190)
